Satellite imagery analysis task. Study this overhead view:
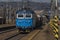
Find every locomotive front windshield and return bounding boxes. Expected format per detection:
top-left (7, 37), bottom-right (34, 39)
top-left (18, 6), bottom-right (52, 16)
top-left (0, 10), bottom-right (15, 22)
top-left (17, 11), bottom-right (32, 19)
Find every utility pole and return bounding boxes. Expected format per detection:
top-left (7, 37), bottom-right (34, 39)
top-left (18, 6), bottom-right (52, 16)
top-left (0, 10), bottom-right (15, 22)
top-left (55, 0), bottom-right (58, 16)
top-left (6, 3), bottom-right (9, 24)
top-left (50, 0), bottom-right (53, 19)
top-left (51, 0), bottom-right (58, 18)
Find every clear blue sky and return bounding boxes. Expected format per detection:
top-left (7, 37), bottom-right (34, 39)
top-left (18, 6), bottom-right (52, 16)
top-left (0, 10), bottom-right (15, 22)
top-left (0, 0), bottom-right (60, 2)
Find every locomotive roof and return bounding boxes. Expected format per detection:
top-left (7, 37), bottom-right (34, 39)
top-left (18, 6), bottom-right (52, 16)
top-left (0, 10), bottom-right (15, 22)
top-left (16, 9), bottom-right (35, 14)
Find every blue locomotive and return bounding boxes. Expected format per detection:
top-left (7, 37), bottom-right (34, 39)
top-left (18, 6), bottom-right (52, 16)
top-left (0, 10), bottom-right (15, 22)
top-left (16, 8), bottom-right (38, 32)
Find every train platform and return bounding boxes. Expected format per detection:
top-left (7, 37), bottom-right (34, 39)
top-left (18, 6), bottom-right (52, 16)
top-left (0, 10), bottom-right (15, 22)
top-left (0, 24), bottom-right (15, 28)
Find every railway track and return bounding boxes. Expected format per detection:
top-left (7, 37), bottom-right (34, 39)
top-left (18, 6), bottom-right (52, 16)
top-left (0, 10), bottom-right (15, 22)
top-left (0, 27), bottom-right (29, 40)
top-left (0, 28), bottom-right (17, 34)
top-left (5, 33), bottom-right (27, 40)
top-left (0, 29), bottom-right (27, 40)
top-left (0, 28), bottom-right (18, 40)
top-left (20, 30), bottom-right (40, 40)
top-left (0, 25), bottom-right (44, 40)
top-left (0, 26), bottom-right (16, 34)
top-left (0, 27), bottom-right (40, 40)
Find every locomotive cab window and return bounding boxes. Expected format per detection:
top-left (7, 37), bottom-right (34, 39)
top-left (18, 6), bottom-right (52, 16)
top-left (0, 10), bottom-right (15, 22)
top-left (17, 14), bottom-right (24, 19)
top-left (26, 15), bottom-right (31, 17)
top-left (25, 14), bottom-right (32, 18)
top-left (18, 15), bottom-right (23, 17)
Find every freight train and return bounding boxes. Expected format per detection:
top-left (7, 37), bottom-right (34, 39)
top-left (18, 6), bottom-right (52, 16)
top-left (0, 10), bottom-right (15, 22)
top-left (16, 8), bottom-right (39, 32)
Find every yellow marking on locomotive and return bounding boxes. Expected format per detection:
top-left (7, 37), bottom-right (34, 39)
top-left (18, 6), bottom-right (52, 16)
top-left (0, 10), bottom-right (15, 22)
top-left (26, 30), bottom-right (30, 32)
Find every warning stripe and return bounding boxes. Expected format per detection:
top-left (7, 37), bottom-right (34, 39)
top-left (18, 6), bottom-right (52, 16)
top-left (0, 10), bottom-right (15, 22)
top-left (53, 30), bottom-right (59, 34)
top-left (53, 20), bottom-right (58, 23)
top-left (55, 33), bottom-right (59, 39)
top-left (53, 23), bottom-right (58, 32)
top-left (49, 22), bottom-right (59, 39)
top-left (50, 23), bottom-right (58, 32)
top-left (53, 32), bottom-right (59, 38)
top-left (53, 23), bottom-right (58, 26)
top-left (53, 23), bottom-right (58, 29)
top-left (49, 16), bottom-right (59, 40)
top-left (49, 21), bottom-right (54, 28)
top-left (50, 24), bottom-right (59, 39)
top-left (50, 21), bottom-right (58, 29)
top-left (53, 30), bottom-right (57, 33)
